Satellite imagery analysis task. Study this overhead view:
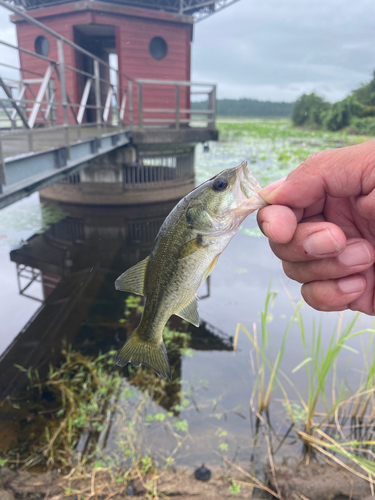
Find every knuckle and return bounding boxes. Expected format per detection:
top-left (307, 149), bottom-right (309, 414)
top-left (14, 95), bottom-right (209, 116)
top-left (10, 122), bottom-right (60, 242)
top-left (268, 240), bottom-right (285, 260)
top-left (301, 281), bottom-right (348, 312)
top-left (298, 150), bottom-right (328, 173)
top-left (282, 261), bottom-right (305, 283)
top-left (301, 283), bottom-right (333, 312)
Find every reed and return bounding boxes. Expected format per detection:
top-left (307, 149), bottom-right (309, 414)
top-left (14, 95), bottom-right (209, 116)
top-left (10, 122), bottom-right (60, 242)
top-left (236, 287), bottom-right (375, 482)
top-left (234, 286), bottom-right (294, 418)
top-left (287, 294), bottom-right (375, 434)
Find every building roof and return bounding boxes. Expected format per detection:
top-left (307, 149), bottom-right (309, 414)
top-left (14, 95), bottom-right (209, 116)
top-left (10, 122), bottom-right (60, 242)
top-left (7, 0), bottom-right (239, 21)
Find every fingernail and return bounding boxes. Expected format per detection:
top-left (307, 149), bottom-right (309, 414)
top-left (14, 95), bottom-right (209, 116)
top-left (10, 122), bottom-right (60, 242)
top-left (260, 177), bottom-right (286, 196)
top-left (338, 275), bottom-right (366, 294)
top-left (304, 229), bottom-right (341, 256)
top-left (259, 220), bottom-right (271, 238)
top-left (338, 241), bottom-right (371, 267)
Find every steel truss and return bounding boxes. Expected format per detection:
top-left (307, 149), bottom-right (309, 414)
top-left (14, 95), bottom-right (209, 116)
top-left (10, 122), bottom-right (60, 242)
top-left (5, 0), bottom-right (241, 20)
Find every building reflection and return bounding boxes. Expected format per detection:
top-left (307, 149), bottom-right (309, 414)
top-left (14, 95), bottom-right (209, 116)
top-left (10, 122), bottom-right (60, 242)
top-left (0, 199), bottom-right (233, 407)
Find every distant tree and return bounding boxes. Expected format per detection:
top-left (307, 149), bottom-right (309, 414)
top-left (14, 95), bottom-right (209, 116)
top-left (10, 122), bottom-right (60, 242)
top-left (352, 70), bottom-right (375, 106)
top-left (323, 96), bottom-right (363, 131)
top-left (191, 98), bottom-right (294, 118)
top-left (351, 116), bottom-right (375, 134)
top-left (292, 92), bottom-right (329, 127)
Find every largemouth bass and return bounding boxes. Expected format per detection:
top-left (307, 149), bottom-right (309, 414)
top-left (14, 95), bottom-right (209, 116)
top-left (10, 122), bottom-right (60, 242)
top-left (115, 161), bottom-right (266, 380)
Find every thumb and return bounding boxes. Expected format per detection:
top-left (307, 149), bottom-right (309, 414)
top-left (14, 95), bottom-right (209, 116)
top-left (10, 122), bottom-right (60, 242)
top-left (259, 140), bottom-right (375, 208)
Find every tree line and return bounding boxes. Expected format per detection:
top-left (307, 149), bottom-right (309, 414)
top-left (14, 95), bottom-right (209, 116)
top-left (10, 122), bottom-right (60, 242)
top-left (192, 98), bottom-right (294, 117)
top-left (292, 71), bottom-right (375, 134)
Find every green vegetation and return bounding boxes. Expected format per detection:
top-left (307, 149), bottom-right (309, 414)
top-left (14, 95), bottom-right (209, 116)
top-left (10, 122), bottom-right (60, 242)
top-left (4, 119), bottom-right (375, 496)
top-left (235, 288), bottom-right (375, 482)
top-left (292, 69), bottom-right (375, 133)
top-left (0, 199), bottom-right (67, 247)
top-left (234, 287), bottom-right (293, 416)
top-left (196, 118), bottom-right (369, 187)
top-left (292, 92), bottom-right (329, 128)
top-left (1, 292), bottom-right (195, 472)
top-left (192, 97), bottom-right (294, 117)
top-left (4, 285), bottom-right (375, 494)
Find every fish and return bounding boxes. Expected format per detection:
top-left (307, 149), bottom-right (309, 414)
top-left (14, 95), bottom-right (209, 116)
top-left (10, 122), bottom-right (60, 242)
top-left (114, 161), bottom-right (266, 380)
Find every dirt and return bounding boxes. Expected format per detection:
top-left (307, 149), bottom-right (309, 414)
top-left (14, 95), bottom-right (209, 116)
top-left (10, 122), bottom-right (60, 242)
top-left (0, 423), bottom-right (19, 454)
top-left (0, 466), bottom-right (256, 500)
top-left (2, 461), bottom-right (375, 500)
top-left (267, 462), bottom-right (374, 500)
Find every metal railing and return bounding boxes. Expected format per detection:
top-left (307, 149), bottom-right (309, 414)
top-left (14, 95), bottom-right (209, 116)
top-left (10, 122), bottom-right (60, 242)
top-left (136, 79), bottom-right (216, 130)
top-left (0, 1), bottom-right (134, 129)
top-left (0, 0), bottom-right (135, 189)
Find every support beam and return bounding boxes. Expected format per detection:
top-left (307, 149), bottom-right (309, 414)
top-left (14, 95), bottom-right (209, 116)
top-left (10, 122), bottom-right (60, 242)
top-left (0, 131), bottom-right (130, 210)
top-left (0, 77), bottom-right (29, 128)
top-left (27, 63), bottom-right (53, 128)
top-left (77, 78), bottom-right (93, 124)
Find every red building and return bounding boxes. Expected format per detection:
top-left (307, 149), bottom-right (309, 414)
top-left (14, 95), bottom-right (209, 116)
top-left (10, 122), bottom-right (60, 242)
top-left (13, 1), bottom-right (204, 125)
top-left (6, 0), bottom-right (235, 205)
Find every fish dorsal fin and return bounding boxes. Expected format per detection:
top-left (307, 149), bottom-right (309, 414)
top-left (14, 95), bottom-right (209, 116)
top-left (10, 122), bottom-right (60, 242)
top-left (175, 294), bottom-right (199, 327)
top-left (115, 256), bottom-right (149, 295)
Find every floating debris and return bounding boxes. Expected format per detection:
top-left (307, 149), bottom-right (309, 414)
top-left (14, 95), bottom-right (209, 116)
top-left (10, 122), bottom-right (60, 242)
top-left (194, 464), bottom-right (211, 482)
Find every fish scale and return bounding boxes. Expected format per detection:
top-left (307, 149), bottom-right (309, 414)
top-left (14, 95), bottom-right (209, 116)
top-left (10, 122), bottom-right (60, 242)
top-left (114, 161), bottom-right (266, 380)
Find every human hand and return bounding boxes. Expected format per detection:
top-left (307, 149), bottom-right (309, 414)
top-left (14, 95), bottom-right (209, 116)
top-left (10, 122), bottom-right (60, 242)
top-left (257, 140), bottom-right (375, 314)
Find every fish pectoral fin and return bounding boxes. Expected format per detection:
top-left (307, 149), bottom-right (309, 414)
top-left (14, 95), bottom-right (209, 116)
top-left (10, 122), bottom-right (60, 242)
top-left (175, 294), bottom-right (200, 327)
top-left (115, 329), bottom-right (171, 381)
top-left (176, 238), bottom-right (208, 260)
top-left (115, 256), bottom-right (149, 295)
top-left (203, 254), bottom-right (220, 281)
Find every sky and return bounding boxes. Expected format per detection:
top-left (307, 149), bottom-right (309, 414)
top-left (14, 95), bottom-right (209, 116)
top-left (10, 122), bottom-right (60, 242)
top-left (1, 0), bottom-right (375, 103)
top-left (191, 0), bottom-right (375, 102)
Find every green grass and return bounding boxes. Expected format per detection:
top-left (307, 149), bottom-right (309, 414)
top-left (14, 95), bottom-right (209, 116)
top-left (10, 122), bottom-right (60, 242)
top-left (234, 286), bottom-right (294, 418)
top-left (235, 286), bottom-right (375, 481)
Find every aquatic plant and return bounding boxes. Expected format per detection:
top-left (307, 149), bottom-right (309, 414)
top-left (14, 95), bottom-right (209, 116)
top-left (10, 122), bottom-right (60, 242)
top-left (236, 287), bottom-right (375, 483)
top-left (0, 199), bottom-right (67, 247)
top-left (234, 286), bottom-right (293, 418)
top-left (195, 118), bottom-right (370, 191)
top-left (7, 346), bottom-right (192, 496)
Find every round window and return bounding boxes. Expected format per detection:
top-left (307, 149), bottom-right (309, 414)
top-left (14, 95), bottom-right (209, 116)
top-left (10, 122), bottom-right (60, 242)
top-left (35, 35), bottom-right (50, 57)
top-left (149, 37), bottom-right (168, 60)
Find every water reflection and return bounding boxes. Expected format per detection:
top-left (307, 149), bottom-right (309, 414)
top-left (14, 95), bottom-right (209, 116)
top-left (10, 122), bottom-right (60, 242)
top-left (0, 200), bottom-right (233, 408)
top-left (2, 189), bottom-right (375, 467)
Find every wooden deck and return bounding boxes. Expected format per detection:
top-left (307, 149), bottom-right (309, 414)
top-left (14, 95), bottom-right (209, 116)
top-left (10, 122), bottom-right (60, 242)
top-left (1, 125), bottom-right (123, 160)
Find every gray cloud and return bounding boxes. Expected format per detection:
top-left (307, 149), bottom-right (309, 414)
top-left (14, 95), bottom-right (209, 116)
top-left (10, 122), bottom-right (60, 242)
top-left (0, 1), bottom-right (374, 102)
top-left (192, 0), bottom-right (375, 101)
top-left (0, 6), bottom-right (20, 81)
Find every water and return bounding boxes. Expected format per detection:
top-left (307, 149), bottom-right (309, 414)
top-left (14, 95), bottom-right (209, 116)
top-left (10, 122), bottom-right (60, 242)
top-left (1, 120), bottom-right (374, 468)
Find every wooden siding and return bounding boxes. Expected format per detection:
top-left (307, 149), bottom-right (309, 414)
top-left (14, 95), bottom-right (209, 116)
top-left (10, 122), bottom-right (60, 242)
top-left (16, 12), bottom-right (90, 124)
top-left (15, 5), bottom-right (192, 125)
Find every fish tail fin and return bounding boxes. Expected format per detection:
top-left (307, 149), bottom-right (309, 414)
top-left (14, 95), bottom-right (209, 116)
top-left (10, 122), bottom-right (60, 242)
top-left (115, 329), bottom-right (171, 381)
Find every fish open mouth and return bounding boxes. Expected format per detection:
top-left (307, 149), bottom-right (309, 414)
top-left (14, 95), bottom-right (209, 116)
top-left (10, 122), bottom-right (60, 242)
top-left (235, 161), bottom-right (267, 211)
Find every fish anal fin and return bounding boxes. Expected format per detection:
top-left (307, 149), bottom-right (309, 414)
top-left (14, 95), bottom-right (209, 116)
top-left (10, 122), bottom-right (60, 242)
top-left (115, 256), bottom-right (149, 295)
top-left (204, 254), bottom-right (220, 281)
top-left (115, 329), bottom-right (171, 381)
top-left (175, 294), bottom-right (199, 327)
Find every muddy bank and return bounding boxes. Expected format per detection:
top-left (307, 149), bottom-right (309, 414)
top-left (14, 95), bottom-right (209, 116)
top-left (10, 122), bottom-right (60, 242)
top-left (268, 462), bottom-right (374, 500)
top-left (0, 466), bottom-right (258, 500)
top-left (2, 460), bottom-right (375, 500)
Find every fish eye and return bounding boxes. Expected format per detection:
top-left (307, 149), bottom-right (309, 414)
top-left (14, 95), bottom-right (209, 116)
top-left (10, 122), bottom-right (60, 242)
top-left (212, 176), bottom-right (229, 192)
